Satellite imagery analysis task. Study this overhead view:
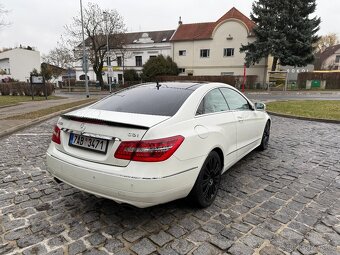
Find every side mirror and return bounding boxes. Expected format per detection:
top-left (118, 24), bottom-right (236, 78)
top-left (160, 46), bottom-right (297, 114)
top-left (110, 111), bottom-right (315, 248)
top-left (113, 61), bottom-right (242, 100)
top-left (255, 102), bottom-right (266, 111)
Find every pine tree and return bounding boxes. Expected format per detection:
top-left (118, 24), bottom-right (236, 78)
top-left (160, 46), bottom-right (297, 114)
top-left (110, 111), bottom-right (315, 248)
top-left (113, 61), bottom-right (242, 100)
top-left (240, 0), bottom-right (321, 71)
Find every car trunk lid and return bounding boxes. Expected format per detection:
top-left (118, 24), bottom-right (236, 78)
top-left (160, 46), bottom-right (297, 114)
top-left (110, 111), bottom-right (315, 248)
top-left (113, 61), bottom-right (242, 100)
top-left (55, 108), bottom-right (170, 167)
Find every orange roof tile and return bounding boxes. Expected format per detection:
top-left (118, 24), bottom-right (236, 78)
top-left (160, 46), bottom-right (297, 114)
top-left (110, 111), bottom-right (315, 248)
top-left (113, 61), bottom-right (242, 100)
top-left (171, 7), bottom-right (255, 42)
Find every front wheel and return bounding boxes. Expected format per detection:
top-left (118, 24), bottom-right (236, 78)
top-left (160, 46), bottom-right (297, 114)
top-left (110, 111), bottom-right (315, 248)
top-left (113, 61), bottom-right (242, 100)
top-left (258, 121), bottom-right (270, 151)
top-left (190, 151), bottom-right (222, 208)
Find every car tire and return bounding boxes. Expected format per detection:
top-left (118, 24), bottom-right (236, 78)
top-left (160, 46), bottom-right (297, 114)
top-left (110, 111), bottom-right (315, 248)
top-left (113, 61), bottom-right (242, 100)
top-left (190, 151), bottom-right (222, 208)
top-left (258, 121), bottom-right (270, 151)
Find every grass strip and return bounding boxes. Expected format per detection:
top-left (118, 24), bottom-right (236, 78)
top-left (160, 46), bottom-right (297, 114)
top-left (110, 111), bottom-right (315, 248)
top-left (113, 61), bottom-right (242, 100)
top-left (5, 99), bottom-right (96, 120)
top-left (0, 96), bottom-right (65, 106)
top-left (267, 100), bottom-right (340, 121)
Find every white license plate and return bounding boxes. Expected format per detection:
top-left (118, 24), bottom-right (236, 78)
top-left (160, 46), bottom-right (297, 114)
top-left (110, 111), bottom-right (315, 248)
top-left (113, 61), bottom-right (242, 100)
top-left (69, 133), bottom-right (108, 153)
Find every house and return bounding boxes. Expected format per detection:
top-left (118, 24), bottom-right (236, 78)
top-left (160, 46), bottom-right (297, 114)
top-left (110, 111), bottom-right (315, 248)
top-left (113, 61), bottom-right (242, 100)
top-left (0, 47), bottom-right (41, 82)
top-left (314, 44), bottom-right (340, 70)
top-left (75, 30), bottom-right (175, 84)
top-left (170, 7), bottom-right (268, 84)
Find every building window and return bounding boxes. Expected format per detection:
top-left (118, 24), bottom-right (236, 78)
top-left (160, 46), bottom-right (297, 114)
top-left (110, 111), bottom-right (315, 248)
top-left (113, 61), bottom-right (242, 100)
top-left (135, 56), bottom-right (142, 67)
top-left (117, 56), bottom-right (122, 67)
top-left (335, 55), bottom-right (340, 63)
top-left (224, 48), bottom-right (235, 57)
top-left (179, 50), bottom-right (186, 56)
top-left (200, 49), bottom-right (210, 58)
top-left (178, 68), bottom-right (186, 73)
top-left (149, 55), bottom-right (157, 60)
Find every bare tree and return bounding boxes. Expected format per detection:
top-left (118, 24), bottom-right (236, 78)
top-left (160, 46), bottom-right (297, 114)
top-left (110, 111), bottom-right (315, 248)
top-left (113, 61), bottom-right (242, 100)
top-left (112, 35), bottom-right (132, 85)
top-left (66, 2), bottom-right (126, 85)
top-left (42, 38), bottom-right (75, 69)
top-left (315, 33), bottom-right (340, 53)
top-left (0, 3), bottom-right (10, 29)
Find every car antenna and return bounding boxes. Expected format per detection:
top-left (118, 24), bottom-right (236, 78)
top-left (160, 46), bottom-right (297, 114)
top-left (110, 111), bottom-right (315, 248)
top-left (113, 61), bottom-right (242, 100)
top-left (156, 81), bottom-right (161, 90)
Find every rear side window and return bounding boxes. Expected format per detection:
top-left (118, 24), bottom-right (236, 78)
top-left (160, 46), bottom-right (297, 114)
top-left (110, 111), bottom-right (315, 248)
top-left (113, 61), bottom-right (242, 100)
top-left (196, 88), bottom-right (229, 115)
top-left (219, 88), bottom-right (250, 110)
top-left (91, 85), bottom-right (193, 116)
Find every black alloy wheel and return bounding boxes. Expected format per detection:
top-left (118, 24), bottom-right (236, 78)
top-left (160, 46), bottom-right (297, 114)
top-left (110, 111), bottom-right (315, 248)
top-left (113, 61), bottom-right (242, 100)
top-left (190, 151), bottom-right (222, 208)
top-left (258, 121), bottom-right (270, 151)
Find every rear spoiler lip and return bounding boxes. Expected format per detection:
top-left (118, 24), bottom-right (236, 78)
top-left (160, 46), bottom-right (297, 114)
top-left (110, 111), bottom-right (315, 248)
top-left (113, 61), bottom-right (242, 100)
top-left (61, 114), bottom-right (150, 130)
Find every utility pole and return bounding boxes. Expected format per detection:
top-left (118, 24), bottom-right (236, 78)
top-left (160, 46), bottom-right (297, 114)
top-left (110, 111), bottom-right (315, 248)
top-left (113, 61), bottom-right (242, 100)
top-left (80, 0), bottom-right (89, 98)
top-left (104, 11), bottom-right (112, 93)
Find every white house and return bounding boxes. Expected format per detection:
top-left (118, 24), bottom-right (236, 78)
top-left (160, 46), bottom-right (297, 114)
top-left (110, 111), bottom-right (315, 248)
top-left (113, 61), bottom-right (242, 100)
top-left (75, 30), bottom-right (175, 84)
top-left (170, 7), bottom-right (268, 84)
top-left (0, 48), bottom-right (41, 82)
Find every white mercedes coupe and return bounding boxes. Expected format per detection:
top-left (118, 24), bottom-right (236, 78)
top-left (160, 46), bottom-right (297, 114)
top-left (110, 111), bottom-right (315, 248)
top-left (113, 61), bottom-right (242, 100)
top-left (46, 82), bottom-right (270, 208)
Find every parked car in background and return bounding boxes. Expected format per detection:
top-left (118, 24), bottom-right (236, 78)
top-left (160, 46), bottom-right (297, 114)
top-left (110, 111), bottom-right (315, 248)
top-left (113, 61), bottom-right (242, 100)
top-left (46, 82), bottom-right (270, 208)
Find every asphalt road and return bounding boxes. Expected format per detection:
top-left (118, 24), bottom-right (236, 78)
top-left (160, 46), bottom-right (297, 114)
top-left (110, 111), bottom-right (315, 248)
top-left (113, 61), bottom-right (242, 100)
top-left (0, 116), bottom-right (340, 254)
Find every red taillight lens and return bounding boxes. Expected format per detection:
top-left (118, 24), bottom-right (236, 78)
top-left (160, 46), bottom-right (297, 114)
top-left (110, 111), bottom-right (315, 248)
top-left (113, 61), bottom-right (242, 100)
top-left (114, 135), bottom-right (184, 162)
top-left (51, 125), bottom-right (61, 144)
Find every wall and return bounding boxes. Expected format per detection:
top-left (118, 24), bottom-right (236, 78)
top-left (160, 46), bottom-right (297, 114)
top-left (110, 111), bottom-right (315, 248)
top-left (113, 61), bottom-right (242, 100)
top-left (0, 48), bottom-right (41, 81)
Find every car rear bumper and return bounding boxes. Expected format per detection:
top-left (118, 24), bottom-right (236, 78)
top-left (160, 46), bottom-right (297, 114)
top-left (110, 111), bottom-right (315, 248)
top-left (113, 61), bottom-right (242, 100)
top-left (46, 151), bottom-right (200, 208)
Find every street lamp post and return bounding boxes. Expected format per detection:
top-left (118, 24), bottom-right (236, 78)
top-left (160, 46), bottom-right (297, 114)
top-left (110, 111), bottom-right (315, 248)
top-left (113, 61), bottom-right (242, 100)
top-left (80, 0), bottom-right (89, 98)
top-left (104, 11), bottom-right (112, 93)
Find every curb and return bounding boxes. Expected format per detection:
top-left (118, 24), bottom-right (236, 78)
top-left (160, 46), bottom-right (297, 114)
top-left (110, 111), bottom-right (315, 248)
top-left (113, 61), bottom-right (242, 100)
top-left (0, 100), bottom-right (95, 139)
top-left (267, 111), bottom-right (340, 124)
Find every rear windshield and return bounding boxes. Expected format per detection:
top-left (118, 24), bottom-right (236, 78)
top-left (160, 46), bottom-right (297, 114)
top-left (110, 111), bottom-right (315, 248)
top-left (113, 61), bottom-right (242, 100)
top-left (91, 85), bottom-right (194, 116)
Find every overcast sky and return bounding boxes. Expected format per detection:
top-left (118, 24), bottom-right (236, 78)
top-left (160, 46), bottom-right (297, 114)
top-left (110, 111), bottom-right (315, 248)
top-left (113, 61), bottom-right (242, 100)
top-left (1, 0), bottom-right (339, 55)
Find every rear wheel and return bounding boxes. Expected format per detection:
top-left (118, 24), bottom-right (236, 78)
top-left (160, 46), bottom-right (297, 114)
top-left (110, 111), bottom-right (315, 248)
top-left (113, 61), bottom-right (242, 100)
top-left (258, 121), bottom-right (270, 151)
top-left (190, 151), bottom-right (222, 208)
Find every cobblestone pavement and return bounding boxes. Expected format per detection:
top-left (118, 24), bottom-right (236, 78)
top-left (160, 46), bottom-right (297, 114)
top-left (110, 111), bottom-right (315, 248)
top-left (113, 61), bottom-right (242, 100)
top-left (0, 116), bottom-right (340, 255)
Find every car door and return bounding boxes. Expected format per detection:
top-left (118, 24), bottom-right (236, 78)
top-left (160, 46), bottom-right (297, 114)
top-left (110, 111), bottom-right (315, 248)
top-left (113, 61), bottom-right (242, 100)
top-left (195, 88), bottom-right (238, 172)
top-left (219, 88), bottom-right (264, 158)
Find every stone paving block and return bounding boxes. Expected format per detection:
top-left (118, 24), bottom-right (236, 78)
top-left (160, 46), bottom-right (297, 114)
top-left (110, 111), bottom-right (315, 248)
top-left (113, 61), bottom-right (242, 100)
top-left (209, 234), bottom-right (233, 250)
top-left (193, 242), bottom-right (220, 255)
top-left (86, 232), bottom-right (106, 246)
top-left (187, 229), bottom-right (210, 242)
top-left (22, 244), bottom-right (47, 255)
top-left (306, 231), bottom-right (328, 246)
top-left (131, 238), bottom-right (157, 255)
top-left (171, 239), bottom-right (195, 254)
top-left (104, 238), bottom-right (124, 253)
top-left (167, 225), bottom-right (187, 238)
top-left (228, 242), bottom-right (254, 255)
top-left (297, 242), bottom-right (318, 255)
top-left (68, 240), bottom-right (86, 255)
top-left (240, 234), bottom-right (264, 249)
top-left (122, 228), bottom-right (147, 242)
top-left (150, 230), bottom-right (174, 246)
top-left (259, 244), bottom-right (285, 255)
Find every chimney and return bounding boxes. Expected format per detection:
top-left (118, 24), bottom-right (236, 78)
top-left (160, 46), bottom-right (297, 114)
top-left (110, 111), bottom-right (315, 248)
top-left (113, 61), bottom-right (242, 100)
top-left (178, 16), bottom-right (183, 26)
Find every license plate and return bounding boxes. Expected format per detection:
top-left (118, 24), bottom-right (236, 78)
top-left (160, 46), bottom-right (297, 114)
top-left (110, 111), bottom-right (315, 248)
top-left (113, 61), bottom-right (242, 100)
top-left (69, 133), bottom-right (108, 153)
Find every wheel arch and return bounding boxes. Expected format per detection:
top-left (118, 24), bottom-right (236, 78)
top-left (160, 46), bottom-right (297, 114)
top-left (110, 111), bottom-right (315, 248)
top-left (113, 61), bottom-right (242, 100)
top-left (212, 147), bottom-right (224, 170)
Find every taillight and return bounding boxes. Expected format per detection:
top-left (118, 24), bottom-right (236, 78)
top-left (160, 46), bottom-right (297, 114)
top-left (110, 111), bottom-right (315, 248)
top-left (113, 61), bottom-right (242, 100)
top-left (114, 135), bottom-right (184, 162)
top-left (51, 125), bottom-right (61, 144)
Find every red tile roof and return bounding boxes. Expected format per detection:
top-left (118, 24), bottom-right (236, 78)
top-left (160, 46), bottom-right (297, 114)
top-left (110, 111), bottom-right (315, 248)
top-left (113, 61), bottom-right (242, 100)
top-left (171, 7), bottom-right (255, 42)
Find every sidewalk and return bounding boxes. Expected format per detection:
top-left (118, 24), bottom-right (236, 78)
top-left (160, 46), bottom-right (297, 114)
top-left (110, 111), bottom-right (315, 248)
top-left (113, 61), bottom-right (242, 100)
top-left (0, 94), bottom-right (102, 138)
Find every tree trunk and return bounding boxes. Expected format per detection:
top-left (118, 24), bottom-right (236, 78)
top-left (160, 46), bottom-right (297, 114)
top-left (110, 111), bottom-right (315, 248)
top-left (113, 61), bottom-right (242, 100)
top-left (94, 70), bottom-right (104, 86)
top-left (271, 57), bottom-right (278, 71)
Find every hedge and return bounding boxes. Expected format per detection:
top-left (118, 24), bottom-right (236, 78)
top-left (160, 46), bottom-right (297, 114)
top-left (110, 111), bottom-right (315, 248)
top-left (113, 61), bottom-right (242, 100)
top-left (0, 82), bottom-right (54, 96)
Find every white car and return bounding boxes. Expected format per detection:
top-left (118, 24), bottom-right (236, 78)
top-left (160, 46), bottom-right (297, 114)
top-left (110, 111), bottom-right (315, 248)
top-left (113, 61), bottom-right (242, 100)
top-left (46, 82), bottom-right (270, 208)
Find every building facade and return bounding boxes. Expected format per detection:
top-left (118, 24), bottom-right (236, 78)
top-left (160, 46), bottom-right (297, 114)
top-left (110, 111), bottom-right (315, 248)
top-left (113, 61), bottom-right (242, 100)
top-left (314, 44), bottom-right (340, 70)
top-left (0, 48), bottom-right (41, 82)
top-left (170, 8), bottom-right (268, 83)
top-left (75, 30), bottom-right (175, 84)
